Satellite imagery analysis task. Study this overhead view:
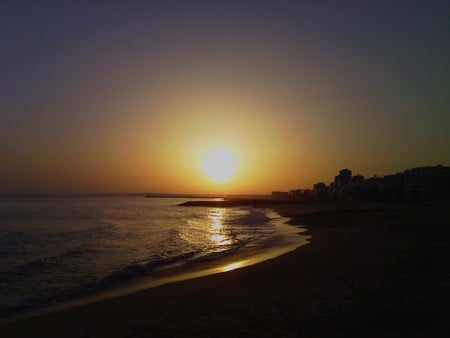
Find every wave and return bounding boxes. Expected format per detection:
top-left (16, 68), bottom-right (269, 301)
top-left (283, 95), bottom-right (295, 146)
top-left (0, 251), bottom-right (199, 319)
top-left (4, 247), bottom-right (98, 276)
top-left (98, 251), bottom-right (197, 286)
top-left (230, 207), bottom-right (271, 226)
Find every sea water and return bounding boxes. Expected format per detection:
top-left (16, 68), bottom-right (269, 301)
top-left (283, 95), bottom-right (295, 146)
top-left (0, 196), bottom-right (291, 318)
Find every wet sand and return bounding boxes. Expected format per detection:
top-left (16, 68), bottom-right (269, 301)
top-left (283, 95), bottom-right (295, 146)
top-left (1, 200), bottom-right (449, 337)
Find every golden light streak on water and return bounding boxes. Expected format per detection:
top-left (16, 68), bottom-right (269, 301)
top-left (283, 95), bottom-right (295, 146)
top-left (208, 208), bottom-right (233, 246)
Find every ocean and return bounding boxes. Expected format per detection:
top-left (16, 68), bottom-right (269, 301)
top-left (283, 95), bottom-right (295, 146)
top-left (0, 196), bottom-right (304, 319)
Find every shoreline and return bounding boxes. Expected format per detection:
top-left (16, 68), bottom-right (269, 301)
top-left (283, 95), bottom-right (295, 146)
top-left (1, 200), bottom-right (449, 337)
top-left (0, 206), bottom-right (309, 325)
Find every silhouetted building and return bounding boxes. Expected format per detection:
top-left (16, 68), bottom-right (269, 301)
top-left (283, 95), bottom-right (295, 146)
top-left (271, 191), bottom-right (289, 199)
top-left (285, 189), bottom-right (312, 200)
top-left (333, 169), bottom-right (352, 200)
top-left (313, 182), bottom-right (329, 200)
top-left (349, 174), bottom-right (365, 199)
top-left (404, 165), bottom-right (450, 200)
top-left (273, 165), bottom-right (450, 202)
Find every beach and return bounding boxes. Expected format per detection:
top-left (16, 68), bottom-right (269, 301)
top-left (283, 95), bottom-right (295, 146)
top-left (1, 200), bottom-right (449, 337)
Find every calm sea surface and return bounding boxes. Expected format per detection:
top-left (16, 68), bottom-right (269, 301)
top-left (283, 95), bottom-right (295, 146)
top-left (0, 196), bottom-right (285, 318)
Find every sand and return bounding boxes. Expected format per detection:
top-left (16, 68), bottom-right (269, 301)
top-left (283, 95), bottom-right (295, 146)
top-left (1, 200), bottom-right (449, 337)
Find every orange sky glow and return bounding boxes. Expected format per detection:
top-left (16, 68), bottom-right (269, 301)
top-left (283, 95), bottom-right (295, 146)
top-left (1, 2), bottom-right (449, 195)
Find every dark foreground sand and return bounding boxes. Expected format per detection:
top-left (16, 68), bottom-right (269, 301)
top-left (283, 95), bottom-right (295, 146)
top-left (1, 200), bottom-right (449, 337)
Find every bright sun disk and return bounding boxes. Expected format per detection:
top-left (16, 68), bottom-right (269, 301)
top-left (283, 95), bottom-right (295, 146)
top-left (201, 148), bottom-right (237, 183)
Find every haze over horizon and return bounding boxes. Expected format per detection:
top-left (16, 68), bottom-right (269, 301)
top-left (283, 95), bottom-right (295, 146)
top-left (2, 1), bottom-right (449, 195)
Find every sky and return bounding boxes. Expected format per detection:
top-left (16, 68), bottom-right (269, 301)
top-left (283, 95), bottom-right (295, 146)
top-left (1, 1), bottom-right (449, 194)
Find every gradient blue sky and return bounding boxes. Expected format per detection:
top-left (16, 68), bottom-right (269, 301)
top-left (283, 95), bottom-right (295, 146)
top-left (1, 1), bottom-right (449, 194)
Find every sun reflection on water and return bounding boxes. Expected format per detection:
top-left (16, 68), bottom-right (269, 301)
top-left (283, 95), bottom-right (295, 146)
top-left (208, 208), bottom-right (233, 247)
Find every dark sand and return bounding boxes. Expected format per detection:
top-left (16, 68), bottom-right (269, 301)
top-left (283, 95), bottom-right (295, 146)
top-left (1, 200), bottom-right (449, 337)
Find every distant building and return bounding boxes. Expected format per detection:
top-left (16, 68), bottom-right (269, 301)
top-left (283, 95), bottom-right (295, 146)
top-left (404, 165), bottom-right (450, 200)
top-left (273, 165), bottom-right (450, 202)
top-left (333, 169), bottom-right (352, 200)
top-left (312, 182), bottom-right (329, 200)
top-left (349, 174), bottom-right (365, 199)
top-left (271, 191), bottom-right (289, 199)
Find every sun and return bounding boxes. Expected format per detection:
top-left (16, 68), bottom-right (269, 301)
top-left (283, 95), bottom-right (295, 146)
top-left (201, 148), bottom-right (237, 183)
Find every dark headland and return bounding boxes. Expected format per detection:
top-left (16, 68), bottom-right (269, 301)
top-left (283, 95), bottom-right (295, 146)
top-left (1, 197), bottom-right (449, 337)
